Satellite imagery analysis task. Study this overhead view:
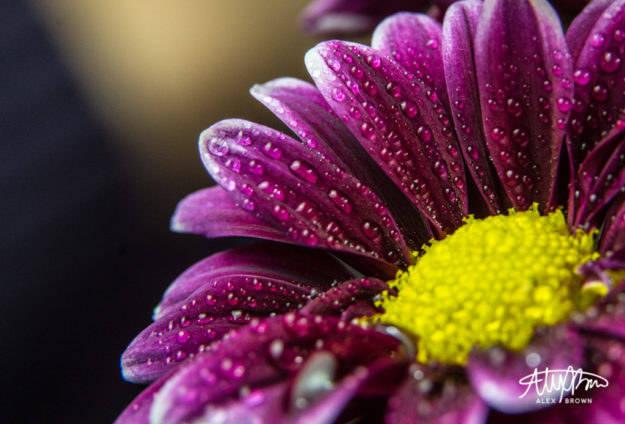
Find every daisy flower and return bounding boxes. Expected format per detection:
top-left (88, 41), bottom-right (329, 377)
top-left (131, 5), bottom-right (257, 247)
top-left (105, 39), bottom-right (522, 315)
top-left (118, 0), bottom-right (625, 422)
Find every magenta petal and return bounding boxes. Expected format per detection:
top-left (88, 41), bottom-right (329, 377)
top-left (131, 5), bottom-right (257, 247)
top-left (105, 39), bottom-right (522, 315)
top-left (251, 77), bottom-right (432, 249)
top-left (475, 0), bottom-right (573, 211)
top-left (299, 0), bottom-right (426, 35)
top-left (442, 0), bottom-right (508, 214)
top-left (573, 124), bottom-right (625, 227)
top-left (467, 326), bottom-right (584, 414)
top-left (566, 0), bottom-right (625, 167)
top-left (121, 274), bottom-right (314, 383)
top-left (600, 193), bottom-right (625, 255)
top-left (115, 376), bottom-right (168, 424)
top-left (301, 277), bottom-right (388, 317)
top-left (306, 40), bottom-right (467, 234)
top-left (372, 13), bottom-right (448, 108)
top-left (171, 186), bottom-right (292, 243)
top-left (576, 279), bottom-right (625, 341)
top-left (573, 337), bottom-right (625, 423)
top-left (200, 119), bottom-right (410, 266)
top-left (157, 243), bottom-right (355, 318)
top-left (385, 363), bottom-right (488, 424)
top-left (150, 314), bottom-right (405, 424)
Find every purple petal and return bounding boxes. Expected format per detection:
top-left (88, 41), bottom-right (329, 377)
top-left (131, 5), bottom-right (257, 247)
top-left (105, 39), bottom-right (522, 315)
top-left (122, 274), bottom-right (313, 383)
top-left (372, 13), bottom-right (449, 108)
top-left (442, 0), bottom-right (508, 214)
top-left (200, 119), bottom-right (410, 266)
top-left (306, 40), bottom-right (467, 234)
top-left (157, 243), bottom-right (355, 317)
top-left (600, 193), bottom-right (625, 255)
top-left (573, 336), bottom-right (625, 423)
top-left (467, 325), bottom-right (584, 414)
top-left (475, 0), bottom-right (573, 211)
top-left (301, 277), bottom-right (388, 317)
top-left (566, 0), bottom-right (625, 168)
top-left (299, 0), bottom-right (427, 35)
top-left (115, 376), bottom-right (168, 424)
top-left (251, 77), bottom-right (433, 249)
top-left (171, 186), bottom-right (292, 243)
top-left (575, 278), bottom-right (625, 341)
top-left (385, 363), bottom-right (488, 424)
top-left (572, 123), bottom-right (625, 227)
top-left (150, 314), bottom-right (406, 424)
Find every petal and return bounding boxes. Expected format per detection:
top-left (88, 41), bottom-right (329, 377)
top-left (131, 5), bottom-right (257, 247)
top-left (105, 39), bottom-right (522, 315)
top-left (301, 277), bottom-right (388, 317)
top-left (251, 77), bottom-right (432, 249)
top-left (467, 326), bottom-right (584, 414)
top-left (157, 243), bottom-right (355, 317)
top-left (385, 363), bottom-right (488, 424)
top-left (115, 377), bottom-right (168, 424)
top-left (600, 192), bottom-right (625, 255)
top-left (306, 40), bottom-right (467, 234)
top-left (475, 0), bottom-right (573, 211)
top-left (372, 13), bottom-right (449, 108)
top-left (299, 0), bottom-right (426, 35)
top-left (573, 123), bottom-right (625, 227)
top-left (122, 275), bottom-right (313, 383)
top-left (200, 119), bottom-right (410, 267)
top-left (566, 0), bottom-right (625, 167)
top-left (576, 278), bottom-right (625, 341)
top-left (150, 314), bottom-right (406, 424)
top-left (574, 336), bottom-right (625, 423)
top-left (442, 0), bottom-right (508, 214)
top-left (171, 186), bottom-right (292, 244)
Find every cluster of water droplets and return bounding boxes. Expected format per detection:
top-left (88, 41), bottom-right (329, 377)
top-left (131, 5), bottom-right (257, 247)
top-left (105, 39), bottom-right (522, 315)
top-left (137, 276), bottom-right (311, 377)
top-left (201, 121), bottom-right (408, 265)
top-left (310, 41), bottom-right (467, 233)
top-left (569, 11), bottom-right (625, 163)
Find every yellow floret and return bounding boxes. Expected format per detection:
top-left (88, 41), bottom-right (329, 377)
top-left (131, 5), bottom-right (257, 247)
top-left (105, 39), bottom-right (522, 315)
top-left (373, 205), bottom-right (600, 365)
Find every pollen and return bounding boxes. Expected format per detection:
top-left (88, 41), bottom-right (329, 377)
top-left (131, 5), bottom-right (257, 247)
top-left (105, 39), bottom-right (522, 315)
top-left (374, 206), bottom-right (600, 365)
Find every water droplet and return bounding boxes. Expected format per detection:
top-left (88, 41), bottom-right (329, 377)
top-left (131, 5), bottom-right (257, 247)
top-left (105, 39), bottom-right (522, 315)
top-left (416, 125), bottom-right (432, 142)
top-left (328, 189), bottom-right (352, 213)
top-left (590, 32), bottom-right (605, 48)
top-left (573, 68), bottom-right (591, 85)
top-left (556, 97), bottom-right (572, 112)
top-left (262, 142), bottom-right (282, 159)
top-left (225, 158), bottom-right (241, 173)
top-left (615, 29), bottom-right (625, 42)
top-left (175, 350), bottom-right (187, 361)
top-left (176, 330), bottom-right (191, 344)
top-left (206, 294), bottom-right (217, 306)
top-left (367, 55), bottom-right (381, 69)
top-left (241, 198), bottom-right (255, 211)
top-left (290, 160), bottom-right (318, 183)
top-left (361, 221), bottom-right (380, 240)
top-left (350, 65), bottom-right (363, 78)
top-left (511, 127), bottom-right (529, 146)
top-left (386, 81), bottom-right (402, 99)
top-left (258, 181), bottom-right (285, 200)
top-left (503, 97), bottom-right (522, 117)
top-left (400, 100), bottom-right (419, 118)
top-left (208, 138), bottom-right (229, 157)
top-left (332, 87), bottom-right (346, 102)
top-left (591, 83), bottom-right (609, 102)
top-left (489, 127), bottom-right (506, 142)
top-left (360, 122), bottom-right (376, 140)
top-left (599, 50), bottom-right (622, 73)
top-left (248, 160), bottom-right (264, 175)
top-left (272, 204), bottom-right (289, 221)
top-left (363, 80), bottom-right (377, 95)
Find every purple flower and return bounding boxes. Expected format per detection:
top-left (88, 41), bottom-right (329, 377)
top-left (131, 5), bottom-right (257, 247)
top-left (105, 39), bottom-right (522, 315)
top-left (118, 0), bottom-right (625, 423)
top-left (299, 0), bottom-right (590, 35)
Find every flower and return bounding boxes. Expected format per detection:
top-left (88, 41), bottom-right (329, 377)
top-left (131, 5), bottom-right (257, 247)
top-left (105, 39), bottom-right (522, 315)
top-left (118, 0), bottom-right (625, 423)
top-left (299, 0), bottom-right (591, 35)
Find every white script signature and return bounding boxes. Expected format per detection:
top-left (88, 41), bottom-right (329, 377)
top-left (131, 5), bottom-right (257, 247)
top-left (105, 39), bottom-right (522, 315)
top-left (518, 366), bottom-right (609, 402)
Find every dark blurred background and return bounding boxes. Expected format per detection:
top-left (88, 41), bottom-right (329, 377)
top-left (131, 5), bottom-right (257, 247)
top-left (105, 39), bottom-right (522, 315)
top-left (1, 1), bottom-right (323, 422)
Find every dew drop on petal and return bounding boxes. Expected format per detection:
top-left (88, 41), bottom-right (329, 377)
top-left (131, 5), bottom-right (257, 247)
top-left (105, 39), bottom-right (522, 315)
top-left (599, 50), bottom-right (622, 73)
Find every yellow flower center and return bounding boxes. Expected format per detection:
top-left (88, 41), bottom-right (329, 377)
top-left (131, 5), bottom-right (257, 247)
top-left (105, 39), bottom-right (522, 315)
top-left (374, 206), bottom-right (603, 365)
